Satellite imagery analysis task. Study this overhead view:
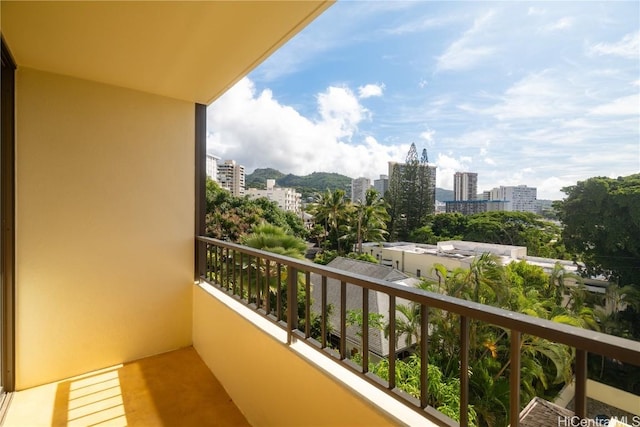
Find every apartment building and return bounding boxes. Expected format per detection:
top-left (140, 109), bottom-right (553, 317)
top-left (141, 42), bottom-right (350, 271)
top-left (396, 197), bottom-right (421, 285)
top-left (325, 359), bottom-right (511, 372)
top-left (373, 174), bottom-right (389, 197)
top-left (218, 159), bottom-right (245, 197)
top-left (351, 177), bottom-right (371, 203)
top-left (453, 172), bottom-right (478, 201)
top-left (246, 179), bottom-right (302, 213)
top-left (206, 153), bottom-right (220, 182)
top-left (486, 185), bottom-right (537, 213)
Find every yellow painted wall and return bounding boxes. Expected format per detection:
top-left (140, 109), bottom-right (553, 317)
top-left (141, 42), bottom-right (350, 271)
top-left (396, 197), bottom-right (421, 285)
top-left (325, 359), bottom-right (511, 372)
top-left (192, 285), bottom-right (397, 427)
top-left (15, 68), bottom-right (194, 389)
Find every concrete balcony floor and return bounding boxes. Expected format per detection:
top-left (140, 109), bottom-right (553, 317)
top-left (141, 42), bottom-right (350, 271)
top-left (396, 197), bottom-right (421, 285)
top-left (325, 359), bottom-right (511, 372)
top-left (3, 347), bottom-right (250, 427)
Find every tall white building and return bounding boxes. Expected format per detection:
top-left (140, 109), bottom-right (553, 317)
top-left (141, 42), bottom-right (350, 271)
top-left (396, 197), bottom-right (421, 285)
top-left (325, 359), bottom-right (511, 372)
top-left (351, 177), bottom-right (371, 203)
top-left (486, 185), bottom-right (537, 213)
top-left (206, 153), bottom-right (220, 182)
top-left (246, 179), bottom-right (302, 213)
top-left (453, 172), bottom-right (478, 201)
top-left (373, 174), bottom-right (389, 197)
top-left (217, 160), bottom-right (245, 197)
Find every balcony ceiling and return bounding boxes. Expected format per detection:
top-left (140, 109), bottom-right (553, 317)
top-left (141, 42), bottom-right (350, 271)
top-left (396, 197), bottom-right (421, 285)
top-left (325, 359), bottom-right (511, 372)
top-left (1, 1), bottom-right (333, 105)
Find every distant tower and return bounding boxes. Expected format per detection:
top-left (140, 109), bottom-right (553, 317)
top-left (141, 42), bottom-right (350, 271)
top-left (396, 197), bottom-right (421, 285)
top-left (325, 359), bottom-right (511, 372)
top-left (487, 185), bottom-right (537, 213)
top-left (217, 160), bottom-right (245, 197)
top-left (454, 172), bottom-right (478, 201)
top-left (351, 177), bottom-right (371, 203)
top-left (373, 174), bottom-right (389, 197)
top-left (206, 153), bottom-right (220, 182)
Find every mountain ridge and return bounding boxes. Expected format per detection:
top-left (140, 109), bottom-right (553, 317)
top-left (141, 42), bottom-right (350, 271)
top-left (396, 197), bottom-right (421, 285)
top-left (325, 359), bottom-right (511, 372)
top-left (246, 168), bottom-right (453, 201)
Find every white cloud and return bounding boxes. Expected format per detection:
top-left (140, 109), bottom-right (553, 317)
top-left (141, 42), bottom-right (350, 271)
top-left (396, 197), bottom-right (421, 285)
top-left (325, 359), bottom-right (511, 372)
top-left (538, 176), bottom-right (575, 200)
top-left (358, 83), bottom-right (385, 98)
top-left (481, 71), bottom-right (582, 120)
top-left (589, 31), bottom-right (640, 59)
top-left (207, 78), bottom-right (408, 181)
top-left (317, 86), bottom-right (369, 140)
top-left (589, 94), bottom-right (640, 116)
top-left (436, 11), bottom-right (497, 71)
top-left (544, 17), bottom-right (574, 32)
top-left (527, 7), bottom-right (546, 16)
top-left (386, 15), bottom-right (459, 35)
top-left (435, 153), bottom-right (472, 189)
top-left (420, 129), bottom-right (436, 143)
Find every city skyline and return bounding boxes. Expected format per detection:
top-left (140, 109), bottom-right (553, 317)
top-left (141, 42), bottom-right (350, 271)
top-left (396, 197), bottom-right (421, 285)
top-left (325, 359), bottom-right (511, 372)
top-left (206, 1), bottom-right (639, 200)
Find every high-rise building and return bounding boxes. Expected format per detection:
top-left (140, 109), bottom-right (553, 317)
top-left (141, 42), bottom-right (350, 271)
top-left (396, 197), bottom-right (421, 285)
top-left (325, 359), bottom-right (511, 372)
top-left (453, 172), bottom-right (478, 201)
top-left (373, 174), bottom-right (389, 197)
top-left (206, 153), bottom-right (220, 182)
top-left (487, 185), bottom-right (537, 213)
top-left (246, 179), bottom-right (302, 213)
top-left (217, 160), bottom-right (245, 197)
top-left (351, 177), bottom-right (371, 203)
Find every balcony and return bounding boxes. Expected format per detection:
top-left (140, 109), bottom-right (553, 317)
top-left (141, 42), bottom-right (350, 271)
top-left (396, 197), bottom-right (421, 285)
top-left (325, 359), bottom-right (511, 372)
top-left (3, 347), bottom-right (249, 427)
top-left (1, 3), bottom-right (638, 426)
top-left (193, 237), bottom-right (640, 426)
top-left (2, 237), bottom-right (638, 426)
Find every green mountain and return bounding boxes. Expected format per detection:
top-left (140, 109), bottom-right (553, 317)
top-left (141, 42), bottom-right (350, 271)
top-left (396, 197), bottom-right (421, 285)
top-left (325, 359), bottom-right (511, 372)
top-left (279, 172), bottom-right (351, 193)
top-left (246, 169), bottom-right (351, 199)
top-left (435, 188), bottom-right (454, 201)
top-left (245, 168), bottom-right (285, 189)
top-left (246, 168), bottom-right (453, 202)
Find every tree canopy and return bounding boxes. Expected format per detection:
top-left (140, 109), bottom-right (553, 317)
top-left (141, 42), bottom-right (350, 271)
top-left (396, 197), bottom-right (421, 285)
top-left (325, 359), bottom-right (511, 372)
top-left (387, 143), bottom-right (435, 240)
top-left (205, 178), bottom-right (307, 242)
top-left (410, 211), bottom-right (567, 258)
top-left (554, 174), bottom-right (640, 287)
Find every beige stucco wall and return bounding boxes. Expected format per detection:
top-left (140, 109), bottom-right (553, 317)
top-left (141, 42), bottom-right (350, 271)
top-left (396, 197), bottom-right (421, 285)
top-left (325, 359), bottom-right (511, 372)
top-left (587, 380), bottom-right (640, 416)
top-left (373, 246), bottom-right (468, 282)
top-left (15, 68), bottom-right (194, 389)
top-left (192, 284), bottom-right (398, 427)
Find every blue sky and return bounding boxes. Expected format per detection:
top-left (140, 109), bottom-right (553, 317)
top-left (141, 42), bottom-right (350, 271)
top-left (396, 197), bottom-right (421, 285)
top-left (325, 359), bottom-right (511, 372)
top-left (207, 1), bottom-right (639, 200)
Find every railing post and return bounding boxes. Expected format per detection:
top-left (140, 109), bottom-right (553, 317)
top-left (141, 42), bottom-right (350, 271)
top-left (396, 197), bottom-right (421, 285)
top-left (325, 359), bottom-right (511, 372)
top-left (340, 281), bottom-right (347, 360)
top-left (265, 260), bottom-right (271, 314)
top-left (460, 316), bottom-right (470, 427)
top-left (276, 263), bottom-right (283, 321)
top-left (305, 272), bottom-right (311, 338)
top-left (287, 265), bottom-right (298, 345)
top-left (510, 330), bottom-right (522, 427)
top-left (256, 257), bottom-right (261, 308)
top-left (321, 275), bottom-right (327, 348)
top-left (575, 349), bottom-right (587, 419)
top-left (388, 295), bottom-right (396, 390)
top-left (362, 287), bottom-right (369, 373)
top-left (420, 304), bottom-right (429, 409)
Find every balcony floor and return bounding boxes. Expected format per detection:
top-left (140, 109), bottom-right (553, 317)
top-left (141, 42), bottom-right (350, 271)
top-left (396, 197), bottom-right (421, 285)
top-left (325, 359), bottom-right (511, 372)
top-left (2, 347), bottom-right (250, 426)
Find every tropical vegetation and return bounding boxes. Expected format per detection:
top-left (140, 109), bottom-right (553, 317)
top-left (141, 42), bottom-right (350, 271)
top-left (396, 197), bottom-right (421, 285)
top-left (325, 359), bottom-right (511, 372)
top-left (204, 169), bottom-right (640, 424)
top-left (411, 211), bottom-right (568, 259)
top-left (554, 174), bottom-right (640, 289)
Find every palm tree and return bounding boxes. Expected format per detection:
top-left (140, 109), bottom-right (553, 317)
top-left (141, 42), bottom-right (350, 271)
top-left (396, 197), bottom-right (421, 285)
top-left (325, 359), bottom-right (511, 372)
top-left (308, 189), bottom-right (349, 253)
top-left (351, 188), bottom-right (390, 254)
top-left (241, 222), bottom-right (307, 259)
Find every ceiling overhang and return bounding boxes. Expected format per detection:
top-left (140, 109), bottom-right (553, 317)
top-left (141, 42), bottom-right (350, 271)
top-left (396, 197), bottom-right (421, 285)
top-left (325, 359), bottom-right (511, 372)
top-left (1, 1), bottom-right (333, 104)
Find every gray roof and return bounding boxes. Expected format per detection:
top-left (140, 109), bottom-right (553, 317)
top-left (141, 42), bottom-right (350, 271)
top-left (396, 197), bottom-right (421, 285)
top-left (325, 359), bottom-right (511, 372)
top-left (518, 397), bottom-right (574, 427)
top-left (310, 257), bottom-right (413, 357)
top-left (324, 256), bottom-right (409, 282)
